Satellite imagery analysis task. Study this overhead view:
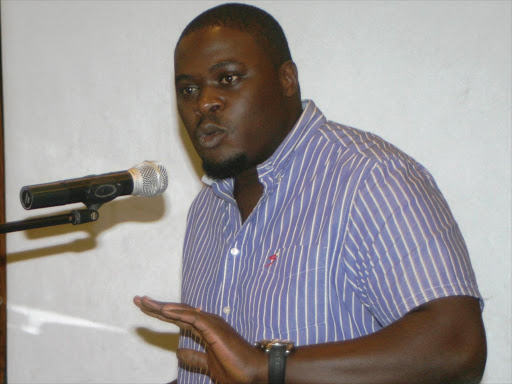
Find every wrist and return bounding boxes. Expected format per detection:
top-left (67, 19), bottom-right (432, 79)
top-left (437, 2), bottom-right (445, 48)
top-left (255, 339), bottom-right (295, 384)
top-left (251, 347), bottom-right (269, 384)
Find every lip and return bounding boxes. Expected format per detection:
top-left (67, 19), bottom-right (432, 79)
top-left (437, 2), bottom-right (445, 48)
top-left (196, 123), bottom-right (228, 149)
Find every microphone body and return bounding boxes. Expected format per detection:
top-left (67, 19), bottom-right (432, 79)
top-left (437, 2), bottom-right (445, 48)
top-left (20, 161), bottom-right (168, 210)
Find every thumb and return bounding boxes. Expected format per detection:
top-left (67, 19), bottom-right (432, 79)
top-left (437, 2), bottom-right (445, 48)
top-left (177, 348), bottom-right (209, 371)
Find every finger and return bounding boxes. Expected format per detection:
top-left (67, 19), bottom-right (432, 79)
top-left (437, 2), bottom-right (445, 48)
top-left (136, 298), bottom-right (210, 339)
top-left (134, 296), bottom-right (160, 312)
top-left (139, 307), bottom-right (175, 322)
top-left (139, 307), bottom-right (181, 325)
top-left (133, 296), bottom-right (144, 308)
top-left (135, 300), bottom-right (162, 317)
top-left (140, 296), bottom-right (196, 313)
top-left (176, 349), bottom-right (209, 372)
top-left (140, 296), bottom-right (164, 309)
top-left (161, 307), bottom-right (212, 330)
top-left (137, 296), bottom-right (174, 316)
top-left (160, 308), bottom-right (222, 346)
top-left (138, 307), bottom-right (203, 339)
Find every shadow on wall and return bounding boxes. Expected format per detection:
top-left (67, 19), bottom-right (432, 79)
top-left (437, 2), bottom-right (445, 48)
top-left (6, 194), bottom-right (166, 264)
top-left (136, 327), bottom-right (180, 353)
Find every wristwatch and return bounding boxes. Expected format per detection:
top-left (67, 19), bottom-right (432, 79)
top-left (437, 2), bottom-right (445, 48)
top-left (255, 339), bottom-right (295, 384)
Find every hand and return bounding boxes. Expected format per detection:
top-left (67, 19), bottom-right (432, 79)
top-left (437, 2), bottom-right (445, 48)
top-left (134, 296), bottom-right (267, 384)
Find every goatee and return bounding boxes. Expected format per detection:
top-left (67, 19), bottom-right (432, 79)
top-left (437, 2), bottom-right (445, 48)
top-left (202, 153), bottom-right (250, 180)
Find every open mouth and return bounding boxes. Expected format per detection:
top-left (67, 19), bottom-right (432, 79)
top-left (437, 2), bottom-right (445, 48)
top-left (197, 124), bottom-right (227, 149)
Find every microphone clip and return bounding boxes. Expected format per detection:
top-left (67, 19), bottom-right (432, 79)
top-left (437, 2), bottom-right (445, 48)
top-left (71, 207), bottom-right (100, 225)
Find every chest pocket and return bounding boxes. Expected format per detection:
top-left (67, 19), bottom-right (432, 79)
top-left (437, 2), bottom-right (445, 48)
top-left (248, 244), bottom-right (328, 339)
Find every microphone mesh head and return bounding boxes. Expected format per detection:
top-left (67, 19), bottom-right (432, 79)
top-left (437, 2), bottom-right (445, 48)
top-left (130, 161), bottom-right (168, 196)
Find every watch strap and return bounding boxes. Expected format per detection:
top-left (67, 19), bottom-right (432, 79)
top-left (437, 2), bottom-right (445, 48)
top-left (268, 344), bottom-right (287, 384)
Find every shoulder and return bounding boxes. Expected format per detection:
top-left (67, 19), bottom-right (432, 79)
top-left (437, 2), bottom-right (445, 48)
top-left (316, 120), bottom-right (412, 164)
top-left (310, 120), bottom-right (451, 228)
top-left (311, 120), bottom-right (435, 190)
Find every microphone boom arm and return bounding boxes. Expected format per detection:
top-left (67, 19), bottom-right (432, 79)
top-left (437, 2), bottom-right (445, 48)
top-left (0, 208), bottom-right (100, 234)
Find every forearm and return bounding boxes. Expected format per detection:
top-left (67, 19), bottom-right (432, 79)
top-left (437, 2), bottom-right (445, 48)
top-left (283, 297), bottom-right (486, 384)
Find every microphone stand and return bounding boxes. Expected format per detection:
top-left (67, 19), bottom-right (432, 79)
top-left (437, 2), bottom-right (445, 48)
top-left (0, 205), bottom-right (100, 234)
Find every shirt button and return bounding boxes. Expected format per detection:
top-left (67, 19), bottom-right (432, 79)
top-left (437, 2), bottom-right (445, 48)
top-left (223, 306), bottom-right (231, 315)
top-left (230, 248), bottom-right (240, 256)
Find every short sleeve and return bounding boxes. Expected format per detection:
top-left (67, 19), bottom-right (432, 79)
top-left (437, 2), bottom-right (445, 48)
top-left (344, 158), bottom-right (482, 327)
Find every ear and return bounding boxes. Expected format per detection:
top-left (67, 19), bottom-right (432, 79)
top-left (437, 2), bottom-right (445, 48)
top-left (279, 61), bottom-right (299, 97)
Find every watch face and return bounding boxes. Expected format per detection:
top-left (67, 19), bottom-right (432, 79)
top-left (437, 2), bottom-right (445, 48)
top-left (256, 339), bottom-right (295, 354)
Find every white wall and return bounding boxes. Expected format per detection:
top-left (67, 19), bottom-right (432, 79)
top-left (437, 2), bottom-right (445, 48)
top-left (2, 1), bottom-right (510, 383)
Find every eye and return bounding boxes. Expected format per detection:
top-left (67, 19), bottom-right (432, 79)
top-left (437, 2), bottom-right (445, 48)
top-left (220, 75), bottom-right (239, 84)
top-left (181, 86), bottom-right (199, 95)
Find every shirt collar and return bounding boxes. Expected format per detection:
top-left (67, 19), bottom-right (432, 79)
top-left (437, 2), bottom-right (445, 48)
top-left (256, 100), bottom-right (325, 185)
top-left (203, 100), bottom-right (326, 200)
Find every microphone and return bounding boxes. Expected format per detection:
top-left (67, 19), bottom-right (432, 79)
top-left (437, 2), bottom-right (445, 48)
top-left (20, 161), bottom-right (168, 210)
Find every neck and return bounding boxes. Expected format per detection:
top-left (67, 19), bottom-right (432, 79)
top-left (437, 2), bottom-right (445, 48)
top-left (234, 167), bottom-right (264, 223)
top-left (233, 98), bottom-right (303, 222)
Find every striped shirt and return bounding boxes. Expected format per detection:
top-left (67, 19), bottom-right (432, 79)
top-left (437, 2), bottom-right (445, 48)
top-left (178, 100), bottom-right (482, 383)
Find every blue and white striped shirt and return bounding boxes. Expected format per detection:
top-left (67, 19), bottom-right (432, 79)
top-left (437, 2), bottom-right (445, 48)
top-left (178, 100), bottom-right (481, 383)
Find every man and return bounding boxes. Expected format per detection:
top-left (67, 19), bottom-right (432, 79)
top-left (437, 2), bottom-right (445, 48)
top-left (134, 3), bottom-right (486, 383)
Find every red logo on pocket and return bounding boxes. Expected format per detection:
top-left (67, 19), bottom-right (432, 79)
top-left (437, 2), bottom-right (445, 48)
top-left (264, 251), bottom-right (279, 268)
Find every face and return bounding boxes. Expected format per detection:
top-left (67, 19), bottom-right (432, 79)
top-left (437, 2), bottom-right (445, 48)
top-left (175, 26), bottom-right (292, 179)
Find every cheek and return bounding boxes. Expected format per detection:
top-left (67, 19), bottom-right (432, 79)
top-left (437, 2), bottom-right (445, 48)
top-left (229, 86), bottom-right (276, 128)
top-left (177, 101), bottom-right (191, 120)
top-left (177, 104), bottom-right (196, 132)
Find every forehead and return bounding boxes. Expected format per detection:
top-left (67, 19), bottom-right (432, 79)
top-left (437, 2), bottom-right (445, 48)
top-left (174, 26), bottom-right (271, 76)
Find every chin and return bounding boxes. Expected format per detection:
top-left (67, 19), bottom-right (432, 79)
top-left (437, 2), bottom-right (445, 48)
top-left (202, 153), bottom-right (249, 180)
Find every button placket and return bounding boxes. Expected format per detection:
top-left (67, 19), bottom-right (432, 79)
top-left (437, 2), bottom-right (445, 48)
top-left (221, 243), bottom-right (241, 319)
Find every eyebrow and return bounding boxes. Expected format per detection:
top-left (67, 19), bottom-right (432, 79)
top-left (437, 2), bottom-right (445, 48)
top-left (175, 60), bottom-right (247, 83)
top-left (208, 60), bottom-right (246, 73)
top-left (175, 74), bottom-right (194, 84)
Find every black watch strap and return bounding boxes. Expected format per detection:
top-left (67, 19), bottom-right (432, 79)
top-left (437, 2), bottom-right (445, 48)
top-left (268, 344), bottom-right (287, 384)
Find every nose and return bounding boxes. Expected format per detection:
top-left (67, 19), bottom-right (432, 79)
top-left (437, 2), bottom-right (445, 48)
top-left (198, 86), bottom-right (223, 115)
